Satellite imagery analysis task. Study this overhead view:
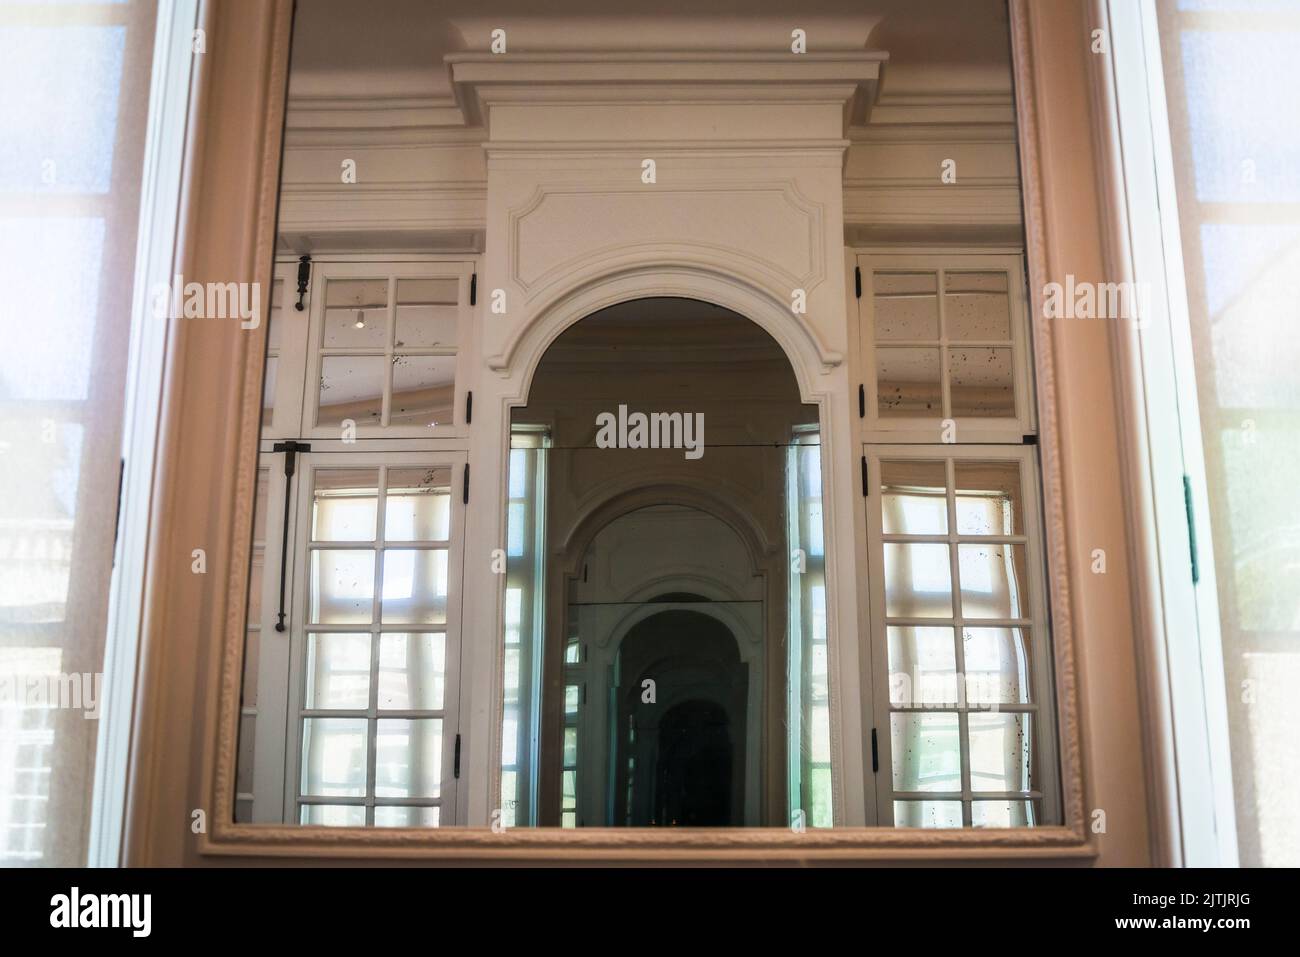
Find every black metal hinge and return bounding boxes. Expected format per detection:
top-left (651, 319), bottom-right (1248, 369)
top-left (453, 733), bottom-right (461, 779)
top-left (1022, 433), bottom-right (1038, 446)
top-left (861, 455), bottom-right (869, 497)
top-left (871, 727), bottom-right (879, 773)
top-left (858, 383), bottom-right (865, 418)
top-left (462, 463), bottom-right (470, 504)
top-left (271, 441), bottom-right (311, 632)
top-left (469, 273), bottom-right (477, 306)
top-left (854, 265), bottom-right (862, 299)
top-left (294, 255), bottom-right (311, 311)
top-left (1183, 475), bottom-right (1200, 585)
top-left (466, 390), bottom-right (473, 425)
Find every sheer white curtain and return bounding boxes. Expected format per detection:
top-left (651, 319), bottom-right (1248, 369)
top-left (1157, 0), bottom-right (1300, 867)
top-left (0, 0), bottom-right (157, 865)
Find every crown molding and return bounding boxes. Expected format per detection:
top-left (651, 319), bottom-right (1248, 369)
top-left (283, 92), bottom-right (470, 146)
top-left (448, 50), bottom-right (887, 129)
top-left (868, 90), bottom-right (1017, 127)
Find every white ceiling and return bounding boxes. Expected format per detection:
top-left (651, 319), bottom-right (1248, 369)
top-left (288, 0), bottom-right (1014, 103)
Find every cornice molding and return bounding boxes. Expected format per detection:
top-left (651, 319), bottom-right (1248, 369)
top-left (286, 91), bottom-right (473, 143)
top-left (448, 50), bottom-right (887, 129)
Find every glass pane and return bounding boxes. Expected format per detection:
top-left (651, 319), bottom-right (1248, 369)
top-left (881, 459), bottom-right (948, 534)
top-left (955, 461), bottom-right (1023, 535)
top-left (243, 628), bottom-right (259, 704)
top-left (252, 468), bottom-right (270, 542)
top-left (963, 627), bottom-right (1032, 705)
top-left (375, 718), bottom-right (442, 798)
top-left (309, 550), bottom-right (375, 624)
top-left (1159, 12), bottom-right (1300, 864)
top-left (268, 277), bottom-right (284, 350)
top-left (247, 553), bottom-right (264, 623)
top-left (500, 316), bottom-right (829, 829)
top-left (262, 355), bottom-right (278, 423)
top-left (891, 712), bottom-right (961, 792)
top-left (873, 272), bottom-right (939, 340)
top-left (500, 770), bottom-right (519, 827)
top-left (958, 543), bottom-right (1029, 619)
top-left (883, 543), bottom-right (953, 617)
top-left (318, 355), bottom-right (384, 427)
top-left (390, 355), bottom-right (456, 428)
top-left (395, 277), bottom-right (459, 348)
top-left (300, 717), bottom-right (368, 797)
top-left (378, 633), bottom-right (446, 711)
top-left (311, 468), bottom-right (378, 542)
top-left (381, 549), bottom-right (448, 624)
top-left (299, 804), bottom-right (366, 827)
top-left (237, 713), bottom-right (255, 794)
top-left (562, 769), bottom-right (576, 806)
top-left (304, 633), bottom-right (371, 710)
top-left (323, 278), bottom-right (388, 348)
top-left (888, 626), bottom-right (958, 706)
top-left (944, 271), bottom-right (1011, 340)
top-left (374, 805), bottom-right (440, 827)
top-left (948, 346), bottom-right (1014, 417)
top-left (385, 467), bottom-right (451, 540)
top-left (877, 347), bottom-right (942, 417)
top-left (894, 800), bottom-right (962, 828)
top-left (968, 712), bottom-right (1032, 793)
top-left (501, 713), bottom-right (518, 767)
top-left (972, 799), bottom-right (1033, 828)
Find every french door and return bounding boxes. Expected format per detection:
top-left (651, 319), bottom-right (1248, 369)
top-left (252, 449), bottom-right (466, 826)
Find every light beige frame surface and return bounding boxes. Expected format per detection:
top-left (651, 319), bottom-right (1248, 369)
top-left (124, 0), bottom-right (1154, 864)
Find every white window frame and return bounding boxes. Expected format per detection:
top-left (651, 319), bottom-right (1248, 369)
top-left (289, 449), bottom-right (465, 826)
top-left (1094, 0), bottom-right (1239, 866)
top-left (250, 450), bottom-right (297, 823)
top-left (863, 443), bottom-right (1060, 828)
top-left (251, 449), bottom-right (466, 826)
top-left (500, 428), bottom-right (550, 828)
top-left (91, 0), bottom-right (201, 865)
top-left (235, 464), bottom-right (271, 824)
top-left (300, 261), bottom-right (473, 440)
top-left (261, 262), bottom-right (312, 440)
top-left (856, 251), bottom-right (1035, 444)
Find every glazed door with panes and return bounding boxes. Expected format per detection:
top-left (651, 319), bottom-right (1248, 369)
top-left (302, 262), bottom-right (472, 440)
top-left (247, 258), bottom-right (473, 827)
top-left (283, 451), bottom-right (465, 826)
top-left (855, 251), bottom-right (1060, 829)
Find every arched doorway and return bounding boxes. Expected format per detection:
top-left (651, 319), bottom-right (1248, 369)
top-left (498, 296), bottom-right (832, 828)
top-left (612, 609), bottom-right (746, 827)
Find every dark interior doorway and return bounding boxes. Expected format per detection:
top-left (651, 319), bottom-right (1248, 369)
top-left (612, 608), bottom-right (747, 826)
top-left (655, 699), bottom-right (732, 826)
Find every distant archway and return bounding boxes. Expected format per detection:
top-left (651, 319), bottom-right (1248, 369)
top-left (499, 294), bottom-right (829, 827)
top-left (613, 610), bottom-right (746, 827)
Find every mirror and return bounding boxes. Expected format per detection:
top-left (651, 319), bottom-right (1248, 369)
top-left (230, 0), bottom-right (1062, 835)
top-left (500, 299), bottom-right (829, 827)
